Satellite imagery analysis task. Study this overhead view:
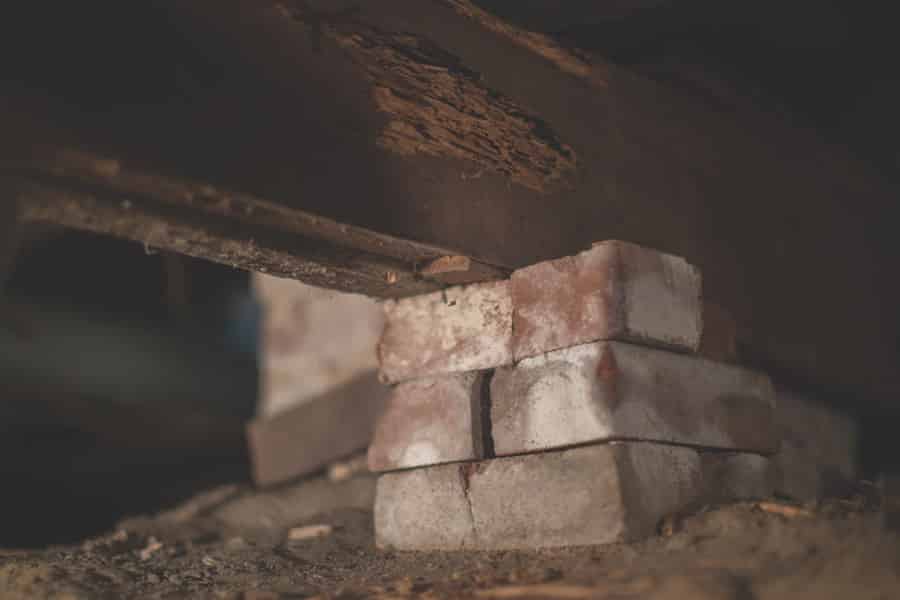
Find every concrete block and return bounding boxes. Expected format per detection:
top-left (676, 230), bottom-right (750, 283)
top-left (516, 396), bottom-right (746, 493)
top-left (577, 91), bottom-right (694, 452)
top-left (368, 372), bottom-right (488, 472)
top-left (491, 341), bottom-right (777, 456)
top-left (375, 443), bottom-right (705, 550)
top-left (375, 463), bottom-right (477, 550)
top-left (773, 386), bottom-right (858, 501)
top-left (510, 240), bottom-right (701, 361)
top-left (247, 372), bottom-right (388, 487)
top-left (377, 280), bottom-right (513, 383)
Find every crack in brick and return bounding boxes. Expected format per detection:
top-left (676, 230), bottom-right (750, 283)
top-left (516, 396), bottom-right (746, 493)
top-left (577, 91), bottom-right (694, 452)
top-left (458, 463), bottom-right (481, 542)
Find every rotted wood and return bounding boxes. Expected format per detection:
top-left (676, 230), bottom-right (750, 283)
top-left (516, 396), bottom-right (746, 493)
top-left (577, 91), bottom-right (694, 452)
top-left (1, 149), bottom-right (509, 298)
top-left (1, 1), bottom-right (899, 408)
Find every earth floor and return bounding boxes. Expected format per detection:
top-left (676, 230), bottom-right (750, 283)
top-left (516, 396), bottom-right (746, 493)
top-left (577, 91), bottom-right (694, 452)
top-left (1, 471), bottom-right (898, 600)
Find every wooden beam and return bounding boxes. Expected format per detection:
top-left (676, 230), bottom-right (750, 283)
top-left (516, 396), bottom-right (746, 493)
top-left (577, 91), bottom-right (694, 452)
top-left (1, 1), bottom-right (898, 408)
top-left (2, 148), bottom-right (509, 298)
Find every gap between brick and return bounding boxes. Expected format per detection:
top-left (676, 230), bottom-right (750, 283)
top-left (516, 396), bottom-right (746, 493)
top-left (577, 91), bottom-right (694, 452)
top-left (472, 370), bottom-right (496, 459)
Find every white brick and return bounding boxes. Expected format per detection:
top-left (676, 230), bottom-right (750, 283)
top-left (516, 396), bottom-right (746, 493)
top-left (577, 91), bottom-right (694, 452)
top-left (491, 341), bottom-right (777, 456)
top-left (368, 372), bottom-right (487, 472)
top-left (466, 443), bottom-right (703, 549)
top-left (255, 274), bottom-right (383, 417)
top-left (375, 443), bottom-right (705, 550)
top-left (374, 442), bottom-right (775, 550)
top-left (374, 464), bottom-right (477, 550)
top-left (377, 281), bottom-right (512, 383)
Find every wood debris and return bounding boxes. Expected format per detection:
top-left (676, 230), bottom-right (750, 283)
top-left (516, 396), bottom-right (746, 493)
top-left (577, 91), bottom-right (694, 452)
top-left (475, 583), bottom-right (602, 599)
top-left (287, 524), bottom-right (333, 541)
top-left (755, 501), bottom-right (814, 518)
top-left (138, 537), bottom-right (163, 560)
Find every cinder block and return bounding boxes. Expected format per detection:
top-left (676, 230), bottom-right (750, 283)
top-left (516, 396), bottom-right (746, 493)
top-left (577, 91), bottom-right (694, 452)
top-left (375, 463), bottom-right (477, 550)
top-left (491, 341), bottom-right (777, 456)
top-left (377, 281), bottom-right (512, 383)
top-left (773, 386), bottom-right (858, 501)
top-left (510, 241), bottom-right (701, 361)
top-left (368, 372), bottom-right (488, 472)
top-left (375, 443), bottom-right (705, 550)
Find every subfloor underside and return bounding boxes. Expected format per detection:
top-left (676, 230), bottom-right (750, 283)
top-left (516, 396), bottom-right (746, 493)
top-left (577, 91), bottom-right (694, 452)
top-left (1, 472), bottom-right (897, 600)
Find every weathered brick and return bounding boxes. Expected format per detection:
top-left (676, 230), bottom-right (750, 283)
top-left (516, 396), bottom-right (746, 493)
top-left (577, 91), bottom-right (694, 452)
top-left (491, 341), bottom-right (776, 456)
top-left (510, 241), bottom-right (701, 361)
top-left (700, 452), bottom-right (774, 502)
top-left (375, 463), bottom-right (477, 550)
top-left (247, 372), bottom-right (388, 487)
top-left (377, 280), bottom-right (512, 383)
top-left (368, 372), bottom-right (488, 472)
top-left (465, 443), bottom-right (704, 549)
top-left (375, 443), bottom-right (704, 550)
top-left (773, 385), bottom-right (858, 501)
top-left (374, 442), bottom-right (775, 550)
top-left (255, 273), bottom-right (383, 417)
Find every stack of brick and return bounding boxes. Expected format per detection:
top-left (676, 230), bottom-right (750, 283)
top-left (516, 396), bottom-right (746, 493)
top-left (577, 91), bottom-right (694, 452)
top-left (368, 241), bottom-right (778, 550)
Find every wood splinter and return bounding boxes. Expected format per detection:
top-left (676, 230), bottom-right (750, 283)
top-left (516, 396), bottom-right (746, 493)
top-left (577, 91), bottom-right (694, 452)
top-left (755, 501), bottom-right (815, 519)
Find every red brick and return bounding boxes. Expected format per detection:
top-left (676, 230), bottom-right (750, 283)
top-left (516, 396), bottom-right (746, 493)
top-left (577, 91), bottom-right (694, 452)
top-left (368, 372), bottom-right (487, 472)
top-left (510, 240), bottom-right (701, 361)
top-left (377, 280), bottom-right (512, 383)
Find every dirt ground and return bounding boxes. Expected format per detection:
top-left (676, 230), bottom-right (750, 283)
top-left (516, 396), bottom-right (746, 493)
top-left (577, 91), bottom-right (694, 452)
top-left (1, 469), bottom-right (898, 600)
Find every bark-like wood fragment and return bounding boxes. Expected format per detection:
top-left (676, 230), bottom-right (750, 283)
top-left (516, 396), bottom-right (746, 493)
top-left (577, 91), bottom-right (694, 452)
top-left (279, 4), bottom-right (577, 192)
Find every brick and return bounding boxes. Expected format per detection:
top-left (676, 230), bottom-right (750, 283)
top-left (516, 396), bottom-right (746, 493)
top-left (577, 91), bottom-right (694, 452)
top-left (491, 341), bottom-right (777, 456)
top-left (247, 372), bottom-right (388, 487)
top-left (375, 464), bottom-right (477, 550)
top-left (368, 372), bottom-right (488, 472)
top-left (375, 443), bottom-right (705, 550)
top-left (699, 301), bottom-right (739, 363)
top-left (466, 444), bottom-right (704, 549)
top-left (374, 442), bottom-right (776, 550)
top-left (255, 273), bottom-right (383, 417)
top-left (377, 280), bottom-right (513, 383)
top-left (772, 386), bottom-right (858, 501)
top-left (510, 240), bottom-right (701, 361)
top-left (700, 452), bottom-right (774, 502)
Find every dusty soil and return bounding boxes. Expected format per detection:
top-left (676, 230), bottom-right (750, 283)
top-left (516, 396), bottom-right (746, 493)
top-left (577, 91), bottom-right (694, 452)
top-left (1, 471), bottom-right (898, 600)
